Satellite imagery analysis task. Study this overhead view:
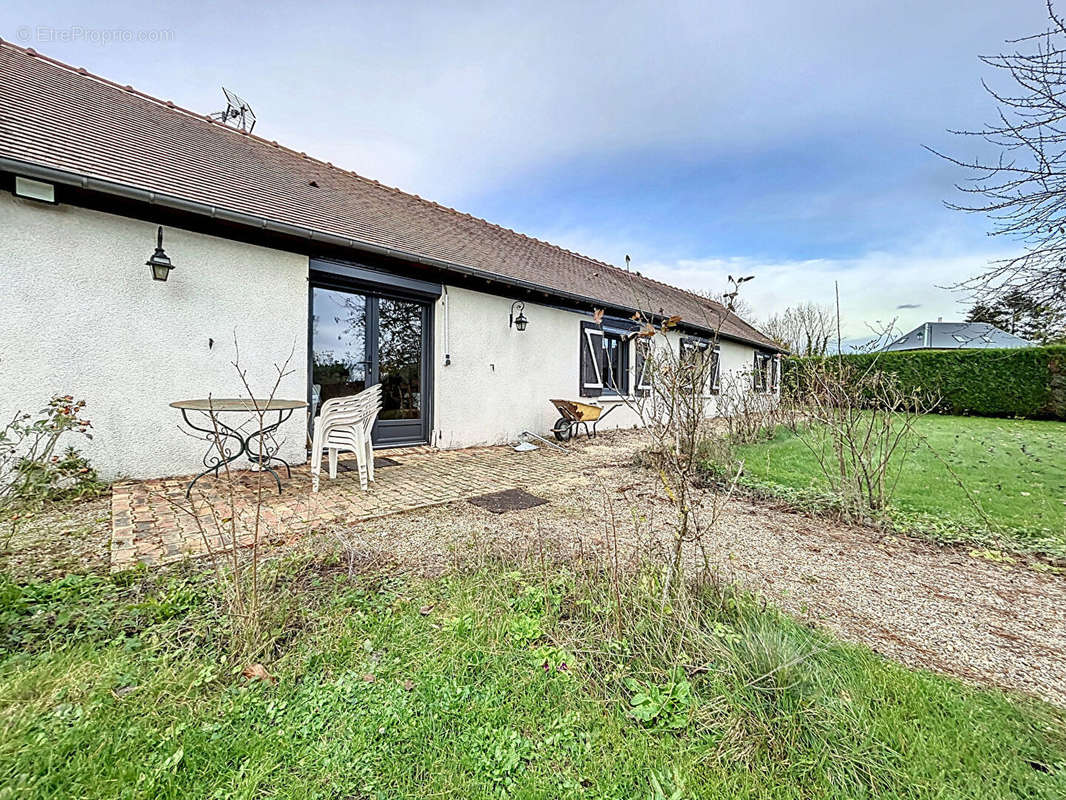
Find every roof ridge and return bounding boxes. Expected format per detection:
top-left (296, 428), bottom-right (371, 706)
top-left (0, 39), bottom-right (440, 200)
top-left (0, 38), bottom-right (737, 319)
top-left (1, 40), bottom-right (388, 181)
top-left (1, 40), bottom-right (267, 143)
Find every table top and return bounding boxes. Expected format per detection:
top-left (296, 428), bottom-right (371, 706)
top-left (170, 398), bottom-right (308, 412)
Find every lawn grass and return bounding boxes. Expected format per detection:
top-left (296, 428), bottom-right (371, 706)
top-left (0, 558), bottom-right (1063, 798)
top-left (732, 415), bottom-right (1066, 556)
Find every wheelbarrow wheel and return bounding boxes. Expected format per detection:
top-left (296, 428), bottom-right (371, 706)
top-left (552, 417), bottom-right (573, 442)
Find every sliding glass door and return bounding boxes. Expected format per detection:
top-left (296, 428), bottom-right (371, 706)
top-left (312, 287), bottom-right (369, 406)
top-left (311, 285), bottom-right (430, 446)
top-left (376, 297), bottom-right (424, 434)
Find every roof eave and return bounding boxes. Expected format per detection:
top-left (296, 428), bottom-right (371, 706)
top-left (0, 155), bottom-right (782, 351)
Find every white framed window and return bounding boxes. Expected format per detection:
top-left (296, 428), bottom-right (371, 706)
top-left (634, 337), bottom-right (653, 396)
top-left (599, 331), bottom-right (629, 395)
top-left (681, 337), bottom-right (720, 395)
top-left (753, 350), bottom-right (777, 394)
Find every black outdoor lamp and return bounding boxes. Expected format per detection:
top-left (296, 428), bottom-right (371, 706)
top-left (509, 300), bottom-right (528, 332)
top-left (146, 226), bottom-right (175, 281)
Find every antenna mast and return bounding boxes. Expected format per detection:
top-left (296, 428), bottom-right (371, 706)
top-left (209, 87), bottom-right (256, 133)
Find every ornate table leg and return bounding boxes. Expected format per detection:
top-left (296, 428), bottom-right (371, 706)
top-left (181, 409), bottom-right (245, 499)
top-left (244, 409), bottom-right (295, 494)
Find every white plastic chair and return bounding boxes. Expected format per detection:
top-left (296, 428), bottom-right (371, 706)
top-left (310, 384), bottom-right (382, 492)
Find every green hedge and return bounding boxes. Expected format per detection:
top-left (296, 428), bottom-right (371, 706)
top-left (785, 346), bottom-right (1066, 420)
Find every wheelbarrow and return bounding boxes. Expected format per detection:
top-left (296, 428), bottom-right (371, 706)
top-left (549, 398), bottom-right (618, 441)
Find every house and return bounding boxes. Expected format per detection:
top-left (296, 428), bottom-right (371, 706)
top-left (883, 321), bottom-right (1032, 352)
top-left (0, 41), bottom-right (782, 480)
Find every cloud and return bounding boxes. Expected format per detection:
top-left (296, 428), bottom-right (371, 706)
top-left (530, 224), bottom-right (1012, 339)
top-left (4, 0), bottom-right (1049, 205)
top-left (636, 247), bottom-right (1004, 339)
top-left (1, 0), bottom-right (1040, 336)
top-left (285, 0), bottom-right (1047, 204)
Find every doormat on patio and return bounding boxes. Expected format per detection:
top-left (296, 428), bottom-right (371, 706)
top-left (467, 488), bottom-right (548, 514)
top-left (336, 456), bottom-right (401, 473)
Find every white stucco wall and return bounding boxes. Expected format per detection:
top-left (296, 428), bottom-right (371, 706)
top-left (1, 189), bottom-right (776, 477)
top-left (0, 193), bottom-right (309, 480)
top-left (431, 285), bottom-right (774, 448)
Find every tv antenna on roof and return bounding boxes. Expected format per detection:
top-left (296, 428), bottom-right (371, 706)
top-left (209, 87), bottom-right (256, 133)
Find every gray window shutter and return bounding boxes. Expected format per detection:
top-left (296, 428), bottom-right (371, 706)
top-left (710, 345), bottom-right (721, 394)
top-left (580, 321), bottom-right (603, 397)
top-left (753, 351), bottom-right (760, 392)
top-left (634, 338), bottom-right (652, 396)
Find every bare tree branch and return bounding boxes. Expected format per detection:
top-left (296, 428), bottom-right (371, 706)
top-left (935, 0), bottom-right (1066, 306)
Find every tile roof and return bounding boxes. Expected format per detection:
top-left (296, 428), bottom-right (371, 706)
top-left (0, 40), bottom-right (779, 349)
top-left (884, 322), bottom-right (1033, 351)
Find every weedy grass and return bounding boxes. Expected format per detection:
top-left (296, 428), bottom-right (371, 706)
top-left (0, 558), bottom-right (1063, 799)
top-left (729, 414), bottom-right (1066, 557)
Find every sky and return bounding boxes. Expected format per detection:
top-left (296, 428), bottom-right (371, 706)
top-left (1, 0), bottom-right (1050, 341)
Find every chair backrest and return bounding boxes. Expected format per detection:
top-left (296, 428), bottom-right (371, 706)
top-left (319, 384), bottom-right (377, 414)
top-left (361, 384), bottom-right (383, 432)
top-left (318, 384), bottom-right (382, 441)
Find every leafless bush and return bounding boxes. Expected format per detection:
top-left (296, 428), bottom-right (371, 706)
top-left (329, 525), bottom-right (394, 578)
top-left (612, 276), bottom-right (755, 596)
top-left (163, 340), bottom-right (314, 660)
top-left (716, 378), bottom-right (780, 444)
top-left (789, 357), bottom-right (936, 515)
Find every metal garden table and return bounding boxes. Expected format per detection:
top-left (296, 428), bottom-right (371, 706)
top-left (170, 398), bottom-right (307, 498)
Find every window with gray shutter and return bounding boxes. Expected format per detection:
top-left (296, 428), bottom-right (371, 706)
top-left (579, 321), bottom-right (604, 397)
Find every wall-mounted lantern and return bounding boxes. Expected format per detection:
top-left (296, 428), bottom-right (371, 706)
top-left (146, 226), bottom-right (175, 281)
top-left (509, 300), bottom-right (528, 332)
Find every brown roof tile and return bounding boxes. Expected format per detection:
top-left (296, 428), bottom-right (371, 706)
top-left (0, 40), bottom-right (779, 349)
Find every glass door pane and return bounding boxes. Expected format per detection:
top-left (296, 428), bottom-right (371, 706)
top-left (311, 287), bottom-right (369, 414)
top-left (309, 282), bottom-right (430, 447)
top-left (376, 298), bottom-right (423, 421)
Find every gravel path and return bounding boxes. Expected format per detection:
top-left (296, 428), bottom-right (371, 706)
top-left (8, 432), bottom-right (1061, 705)
top-left (338, 432), bottom-right (1066, 707)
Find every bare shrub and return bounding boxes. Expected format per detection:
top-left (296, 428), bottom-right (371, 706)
top-left (163, 340), bottom-right (316, 660)
top-left (610, 276), bottom-right (758, 595)
top-left (789, 357), bottom-right (935, 515)
top-left (329, 525), bottom-right (394, 578)
top-left (716, 377), bottom-right (780, 444)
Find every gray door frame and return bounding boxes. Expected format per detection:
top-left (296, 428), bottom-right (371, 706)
top-left (308, 260), bottom-right (438, 448)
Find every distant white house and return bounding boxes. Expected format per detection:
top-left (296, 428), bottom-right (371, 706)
top-left (884, 321), bottom-right (1032, 352)
top-left (0, 41), bottom-right (782, 480)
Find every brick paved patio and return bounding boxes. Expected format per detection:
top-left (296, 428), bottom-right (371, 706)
top-left (110, 443), bottom-right (568, 572)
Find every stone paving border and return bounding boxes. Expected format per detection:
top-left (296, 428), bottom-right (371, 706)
top-left (110, 444), bottom-right (568, 572)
